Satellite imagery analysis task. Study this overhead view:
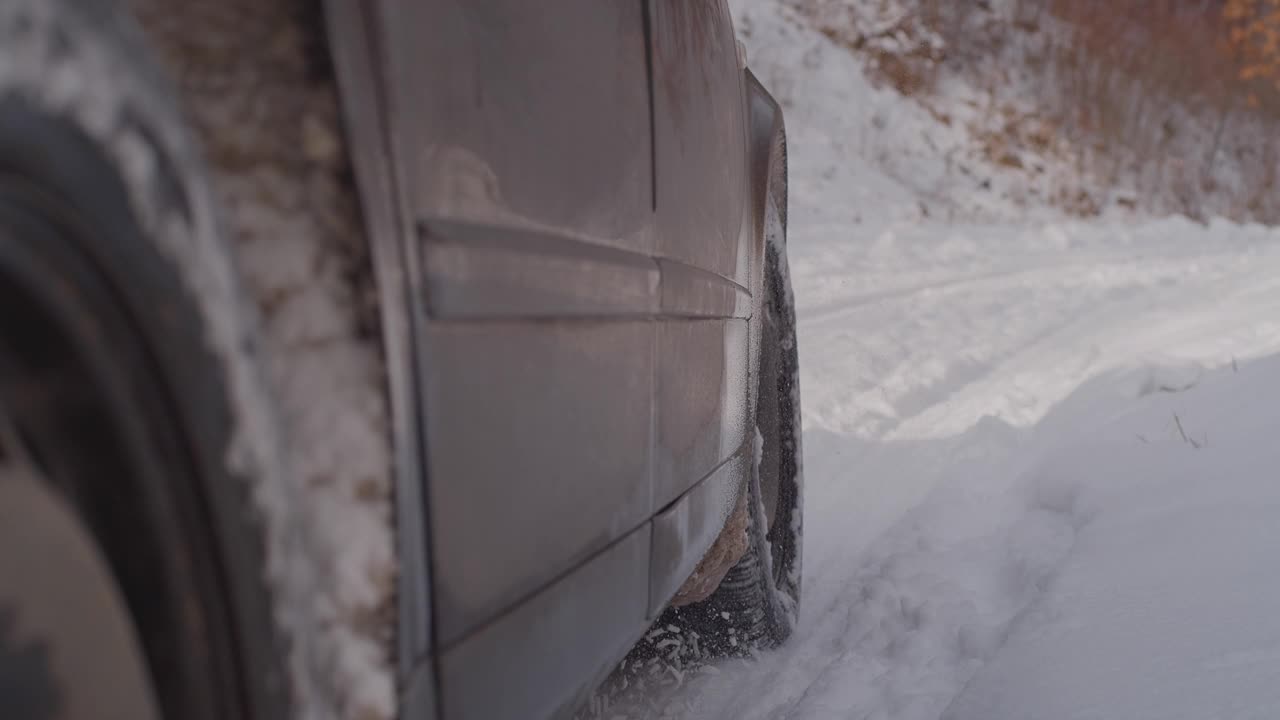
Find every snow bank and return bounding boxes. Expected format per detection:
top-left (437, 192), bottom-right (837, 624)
top-left (948, 357), bottom-right (1280, 720)
top-left (633, 357), bottom-right (1280, 720)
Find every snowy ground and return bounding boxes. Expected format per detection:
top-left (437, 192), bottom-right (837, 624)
top-left (613, 0), bottom-right (1280, 717)
top-left (946, 356), bottom-right (1280, 720)
top-left (661, 215), bottom-right (1280, 720)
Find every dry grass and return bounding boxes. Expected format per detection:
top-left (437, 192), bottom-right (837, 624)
top-left (802, 0), bottom-right (947, 97)
top-left (797, 0), bottom-right (1280, 222)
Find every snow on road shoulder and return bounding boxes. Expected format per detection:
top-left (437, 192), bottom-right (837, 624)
top-left (656, 357), bottom-right (1280, 720)
top-left (947, 357), bottom-right (1280, 720)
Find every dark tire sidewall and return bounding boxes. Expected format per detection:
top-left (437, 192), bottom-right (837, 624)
top-left (760, 240), bottom-right (803, 610)
top-left (0, 29), bottom-right (286, 720)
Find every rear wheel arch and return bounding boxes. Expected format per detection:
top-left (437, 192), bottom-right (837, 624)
top-left (709, 65), bottom-right (801, 646)
top-left (650, 68), bottom-right (800, 657)
top-left (744, 68), bottom-right (791, 528)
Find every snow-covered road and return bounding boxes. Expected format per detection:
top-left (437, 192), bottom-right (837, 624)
top-left (645, 213), bottom-right (1280, 720)
top-left (946, 355), bottom-right (1280, 720)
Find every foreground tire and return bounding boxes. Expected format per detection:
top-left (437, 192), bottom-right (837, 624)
top-left (0, 1), bottom-right (287, 717)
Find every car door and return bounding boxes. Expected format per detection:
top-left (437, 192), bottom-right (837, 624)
top-left (377, 1), bottom-right (659, 718)
top-left (645, 0), bottom-right (756, 612)
top-left (374, 0), bottom-right (753, 717)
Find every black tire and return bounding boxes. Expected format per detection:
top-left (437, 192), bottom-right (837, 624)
top-left (0, 2), bottom-right (286, 718)
top-left (662, 248), bottom-right (804, 656)
top-left (662, 138), bottom-right (803, 656)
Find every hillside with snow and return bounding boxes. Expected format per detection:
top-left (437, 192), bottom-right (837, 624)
top-left (591, 0), bottom-right (1280, 717)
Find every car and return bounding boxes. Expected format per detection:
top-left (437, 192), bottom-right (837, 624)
top-left (0, 1), bottom-right (800, 719)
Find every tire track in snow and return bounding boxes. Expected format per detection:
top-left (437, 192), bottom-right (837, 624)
top-left (800, 245), bottom-right (1255, 324)
top-left (797, 249), bottom-right (1219, 330)
top-left (799, 241), bottom-right (1280, 441)
top-left (659, 420), bottom-right (1085, 720)
top-left (886, 246), bottom-right (1280, 441)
